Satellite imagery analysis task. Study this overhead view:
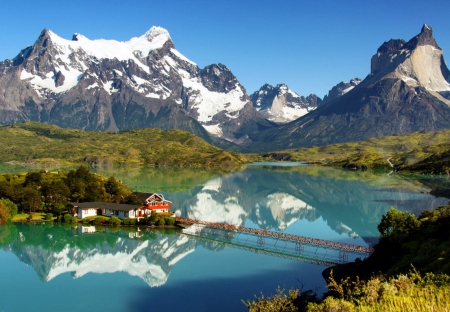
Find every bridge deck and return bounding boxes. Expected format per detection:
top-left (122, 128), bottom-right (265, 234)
top-left (176, 217), bottom-right (373, 254)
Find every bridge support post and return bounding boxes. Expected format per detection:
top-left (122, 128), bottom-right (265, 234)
top-left (295, 242), bottom-right (304, 254)
top-left (257, 236), bottom-right (265, 247)
top-left (339, 250), bottom-right (348, 263)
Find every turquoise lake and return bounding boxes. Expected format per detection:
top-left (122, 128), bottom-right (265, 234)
top-left (0, 164), bottom-right (448, 311)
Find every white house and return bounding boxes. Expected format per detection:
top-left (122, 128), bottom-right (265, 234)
top-left (72, 202), bottom-right (142, 220)
top-left (71, 194), bottom-right (173, 221)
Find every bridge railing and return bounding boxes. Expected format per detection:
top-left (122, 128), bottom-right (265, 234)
top-left (176, 217), bottom-right (373, 254)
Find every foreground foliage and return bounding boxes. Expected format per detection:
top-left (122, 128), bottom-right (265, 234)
top-left (307, 270), bottom-right (450, 311)
top-left (0, 122), bottom-right (248, 168)
top-left (245, 204), bottom-right (450, 311)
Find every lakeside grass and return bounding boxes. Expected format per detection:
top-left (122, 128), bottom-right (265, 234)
top-left (11, 213), bottom-right (47, 222)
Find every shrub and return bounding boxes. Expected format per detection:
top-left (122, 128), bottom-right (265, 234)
top-left (123, 218), bottom-right (136, 225)
top-left (164, 217), bottom-right (175, 225)
top-left (94, 216), bottom-right (106, 224)
top-left (378, 207), bottom-right (420, 244)
top-left (242, 287), bottom-right (299, 312)
top-left (44, 213), bottom-right (53, 221)
top-left (109, 216), bottom-right (122, 226)
top-left (64, 213), bottom-right (72, 223)
top-left (157, 218), bottom-right (165, 226)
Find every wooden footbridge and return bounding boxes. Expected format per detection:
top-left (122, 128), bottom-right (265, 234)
top-left (176, 217), bottom-right (373, 255)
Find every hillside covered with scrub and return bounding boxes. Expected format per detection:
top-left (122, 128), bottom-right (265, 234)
top-left (258, 129), bottom-right (450, 174)
top-left (0, 122), bottom-right (249, 168)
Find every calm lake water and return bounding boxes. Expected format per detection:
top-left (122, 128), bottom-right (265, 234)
top-left (0, 164), bottom-right (448, 312)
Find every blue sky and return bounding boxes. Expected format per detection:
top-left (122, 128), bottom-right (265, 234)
top-left (0, 0), bottom-right (448, 98)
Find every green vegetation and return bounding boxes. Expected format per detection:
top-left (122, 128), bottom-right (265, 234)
top-left (0, 166), bottom-right (138, 224)
top-left (256, 129), bottom-right (450, 173)
top-left (0, 198), bottom-right (18, 223)
top-left (245, 204), bottom-right (450, 311)
top-left (307, 270), bottom-right (450, 311)
top-left (0, 122), bottom-right (248, 168)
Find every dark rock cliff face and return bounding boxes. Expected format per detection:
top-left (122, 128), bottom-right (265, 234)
top-left (321, 78), bottom-right (361, 105)
top-left (247, 25), bottom-right (450, 151)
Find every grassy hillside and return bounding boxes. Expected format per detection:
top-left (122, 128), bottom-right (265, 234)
top-left (257, 129), bottom-right (450, 173)
top-left (0, 122), bottom-right (249, 168)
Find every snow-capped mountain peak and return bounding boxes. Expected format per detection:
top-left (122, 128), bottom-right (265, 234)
top-left (143, 26), bottom-right (171, 44)
top-left (1, 26), bottom-right (274, 143)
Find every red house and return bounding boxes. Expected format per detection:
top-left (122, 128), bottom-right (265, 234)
top-left (145, 193), bottom-right (171, 213)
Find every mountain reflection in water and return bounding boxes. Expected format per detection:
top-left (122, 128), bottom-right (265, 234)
top-left (0, 164), bottom-right (447, 312)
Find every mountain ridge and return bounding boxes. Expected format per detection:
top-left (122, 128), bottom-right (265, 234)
top-left (246, 24), bottom-right (450, 151)
top-left (0, 26), bottom-right (275, 148)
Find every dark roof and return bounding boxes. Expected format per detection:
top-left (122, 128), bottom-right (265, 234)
top-left (72, 202), bottom-right (141, 211)
top-left (133, 192), bottom-right (154, 202)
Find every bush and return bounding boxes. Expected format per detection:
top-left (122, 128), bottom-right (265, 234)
top-left (94, 216), bottom-right (106, 224)
top-left (64, 213), bottom-right (72, 223)
top-left (242, 287), bottom-right (299, 312)
top-left (157, 218), bottom-right (165, 226)
top-left (123, 218), bottom-right (136, 225)
top-left (108, 216), bottom-right (122, 226)
top-left (378, 207), bottom-right (421, 244)
top-left (57, 215), bottom-right (62, 222)
top-left (44, 213), bottom-right (53, 221)
top-left (164, 217), bottom-right (175, 225)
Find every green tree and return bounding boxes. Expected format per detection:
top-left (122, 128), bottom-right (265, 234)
top-left (121, 193), bottom-right (142, 205)
top-left (19, 186), bottom-right (43, 213)
top-left (41, 179), bottom-right (70, 214)
top-left (0, 198), bottom-right (18, 223)
top-left (23, 171), bottom-right (44, 187)
top-left (105, 177), bottom-right (121, 196)
top-left (377, 207), bottom-right (421, 244)
top-left (65, 166), bottom-right (107, 202)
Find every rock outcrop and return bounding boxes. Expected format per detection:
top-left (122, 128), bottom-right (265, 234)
top-left (250, 83), bottom-right (320, 123)
top-left (248, 24), bottom-right (450, 151)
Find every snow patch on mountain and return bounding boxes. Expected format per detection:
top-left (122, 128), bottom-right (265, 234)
top-left (178, 68), bottom-right (247, 122)
top-left (202, 124), bottom-right (223, 137)
top-left (20, 68), bottom-right (83, 97)
top-left (49, 27), bottom-right (170, 71)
